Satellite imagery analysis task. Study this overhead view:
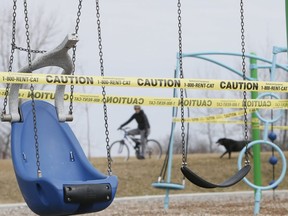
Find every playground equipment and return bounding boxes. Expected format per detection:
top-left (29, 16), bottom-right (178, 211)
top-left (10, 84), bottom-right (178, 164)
top-left (238, 46), bottom-right (288, 215)
top-left (152, 0), bottom-right (251, 209)
top-left (12, 100), bottom-right (117, 215)
top-left (0, 0), bottom-right (287, 215)
top-left (151, 1), bottom-right (287, 213)
top-left (268, 104), bottom-right (279, 191)
top-left (151, 69), bottom-right (186, 208)
top-left (238, 141), bottom-right (286, 215)
top-left (268, 132), bottom-right (279, 190)
top-left (179, 0), bottom-right (252, 188)
top-left (1, 1), bottom-right (118, 215)
top-left (152, 50), bottom-right (288, 212)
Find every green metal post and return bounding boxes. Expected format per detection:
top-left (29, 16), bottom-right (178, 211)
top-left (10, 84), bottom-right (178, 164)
top-left (250, 53), bottom-right (262, 188)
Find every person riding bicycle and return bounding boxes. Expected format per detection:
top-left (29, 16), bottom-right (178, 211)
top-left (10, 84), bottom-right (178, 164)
top-left (119, 105), bottom-right (150, 159)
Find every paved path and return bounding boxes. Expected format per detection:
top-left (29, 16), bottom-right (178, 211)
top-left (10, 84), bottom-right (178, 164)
top-left (0, 190), bottom-right (287, 215)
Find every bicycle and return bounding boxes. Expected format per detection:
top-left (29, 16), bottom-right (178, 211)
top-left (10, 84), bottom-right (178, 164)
top-left (110, 128), bottom-right (162, 162)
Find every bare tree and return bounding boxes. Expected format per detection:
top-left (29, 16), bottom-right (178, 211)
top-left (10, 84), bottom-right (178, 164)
top-left (0, 7), bottom-right (59, 159)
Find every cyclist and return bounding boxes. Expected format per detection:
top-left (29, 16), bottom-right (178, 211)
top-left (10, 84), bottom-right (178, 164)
top-left (119, 105), bottom-right (150, 159)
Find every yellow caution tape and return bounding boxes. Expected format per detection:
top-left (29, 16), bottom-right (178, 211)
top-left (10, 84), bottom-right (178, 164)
top-left (174, 120), bottom-right (253, 124)
top-left (2, 87), bottom-right (288, 127)
top-left (173, 118), bottom-right (288, 129)
top-left (1, 88), bottom-right (288, 109)
top-left (258, 125), bottom-right (288, 130)
top-left (173, 109), bottom-right (257, 122)
top-left (1, 72), bottom-right (288, 92)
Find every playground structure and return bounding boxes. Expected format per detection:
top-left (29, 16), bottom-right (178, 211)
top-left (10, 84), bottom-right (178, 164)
top-left (0, 0), bottom-right (287, 216)
top-left (151, 2), bottom-right (288, 215)
top-left (1, 1), bottom-right (119, 215)
top-left (152, 50), bottom-right (288, 214)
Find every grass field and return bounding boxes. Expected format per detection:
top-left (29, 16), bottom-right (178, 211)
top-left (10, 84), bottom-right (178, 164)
top-left (0, 152), bottom-right (287, 204)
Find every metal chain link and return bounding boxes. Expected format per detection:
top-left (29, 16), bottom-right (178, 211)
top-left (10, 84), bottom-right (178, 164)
top-left (11, 43), bottom-right (46, 54)
top-left (177, 0), bottom-right (187, 167)
top-left (96, 0), bottom-right (112, 175)
top-left (240, 0), bottom-right (250, 165)
top-left (24, 0), bottom-right (42, 177)
top-left (69, 0), bottom-right (83, 115)
top-left (1, 0), bottom-right (17, 118)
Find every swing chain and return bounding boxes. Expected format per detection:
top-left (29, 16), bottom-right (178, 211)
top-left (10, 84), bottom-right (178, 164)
top-left (96, 0), bottom-right (112, 175)
top-left (1, 0), bottom-right (17, 119)
top-left (69, 0), bottom-right (83, 115)
top-left (24, 0), bottom-right (42, 177)
top-left (240, 0), bottom-right (250, 165)
top-left (11, 44), bottom-right (46, 54)
top-left (177, 0), bottom-right (187, 167)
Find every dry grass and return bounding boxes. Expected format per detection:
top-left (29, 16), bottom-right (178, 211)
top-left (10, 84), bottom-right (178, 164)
top-left (0, 152), bottom-right (287, 203)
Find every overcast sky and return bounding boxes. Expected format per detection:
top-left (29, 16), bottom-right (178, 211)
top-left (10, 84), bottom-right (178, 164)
top-left (1, 0), bottom-right (287, 156)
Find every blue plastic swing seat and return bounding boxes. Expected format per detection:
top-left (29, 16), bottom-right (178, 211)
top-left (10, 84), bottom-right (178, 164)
top-left (11, 100), bottom-right (118, 216)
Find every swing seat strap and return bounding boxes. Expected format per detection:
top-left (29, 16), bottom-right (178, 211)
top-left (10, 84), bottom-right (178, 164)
top-left (64, 183), bottom-right (112, 203)
top-left (181, 164), bottom-right (251, 188)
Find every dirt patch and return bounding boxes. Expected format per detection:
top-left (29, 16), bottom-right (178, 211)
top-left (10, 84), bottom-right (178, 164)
top-left (0, 153), bottom-right (287, 215)
top-left (1, 153), bottom-right (287, 203)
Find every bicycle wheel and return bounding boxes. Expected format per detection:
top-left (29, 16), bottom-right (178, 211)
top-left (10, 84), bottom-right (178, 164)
top-left (145, 139), bottom-right (162, 159)
top-left (110, 140), bottom-right (130, 162)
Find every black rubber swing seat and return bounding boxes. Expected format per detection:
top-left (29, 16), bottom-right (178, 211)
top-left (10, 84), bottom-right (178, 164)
top-left (181, 164), bottom-right (251, 188)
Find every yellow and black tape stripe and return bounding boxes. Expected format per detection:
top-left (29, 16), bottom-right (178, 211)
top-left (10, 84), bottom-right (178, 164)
top-left (1, 88), bottom-right (288, 109)
top-left (1, 72), bottom-right (288, 92)
top-left (173, 109), bottom-right (256, 122)
top-left (173, 118), bottom-right (288, 130)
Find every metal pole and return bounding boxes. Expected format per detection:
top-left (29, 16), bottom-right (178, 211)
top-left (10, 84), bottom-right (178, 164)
top-left (163, 63), bottom-right (179, 209)
top-left (250, 53), bottom-right (262, 210)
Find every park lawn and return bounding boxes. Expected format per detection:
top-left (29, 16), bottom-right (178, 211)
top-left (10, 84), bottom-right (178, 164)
top-left (0, 152), bottom-right (287, 203)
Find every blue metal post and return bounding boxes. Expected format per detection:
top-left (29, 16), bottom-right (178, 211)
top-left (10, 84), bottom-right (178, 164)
top-left (164, 61), bottom-right (179, 209)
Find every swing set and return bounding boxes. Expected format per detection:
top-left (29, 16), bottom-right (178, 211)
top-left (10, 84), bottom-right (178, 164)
top-left (153, 0), bottom-right (251, 192)
top-left (1, 1), bottom-right (117, 215)
top-left (1, 0), bottom-right (286, 215)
